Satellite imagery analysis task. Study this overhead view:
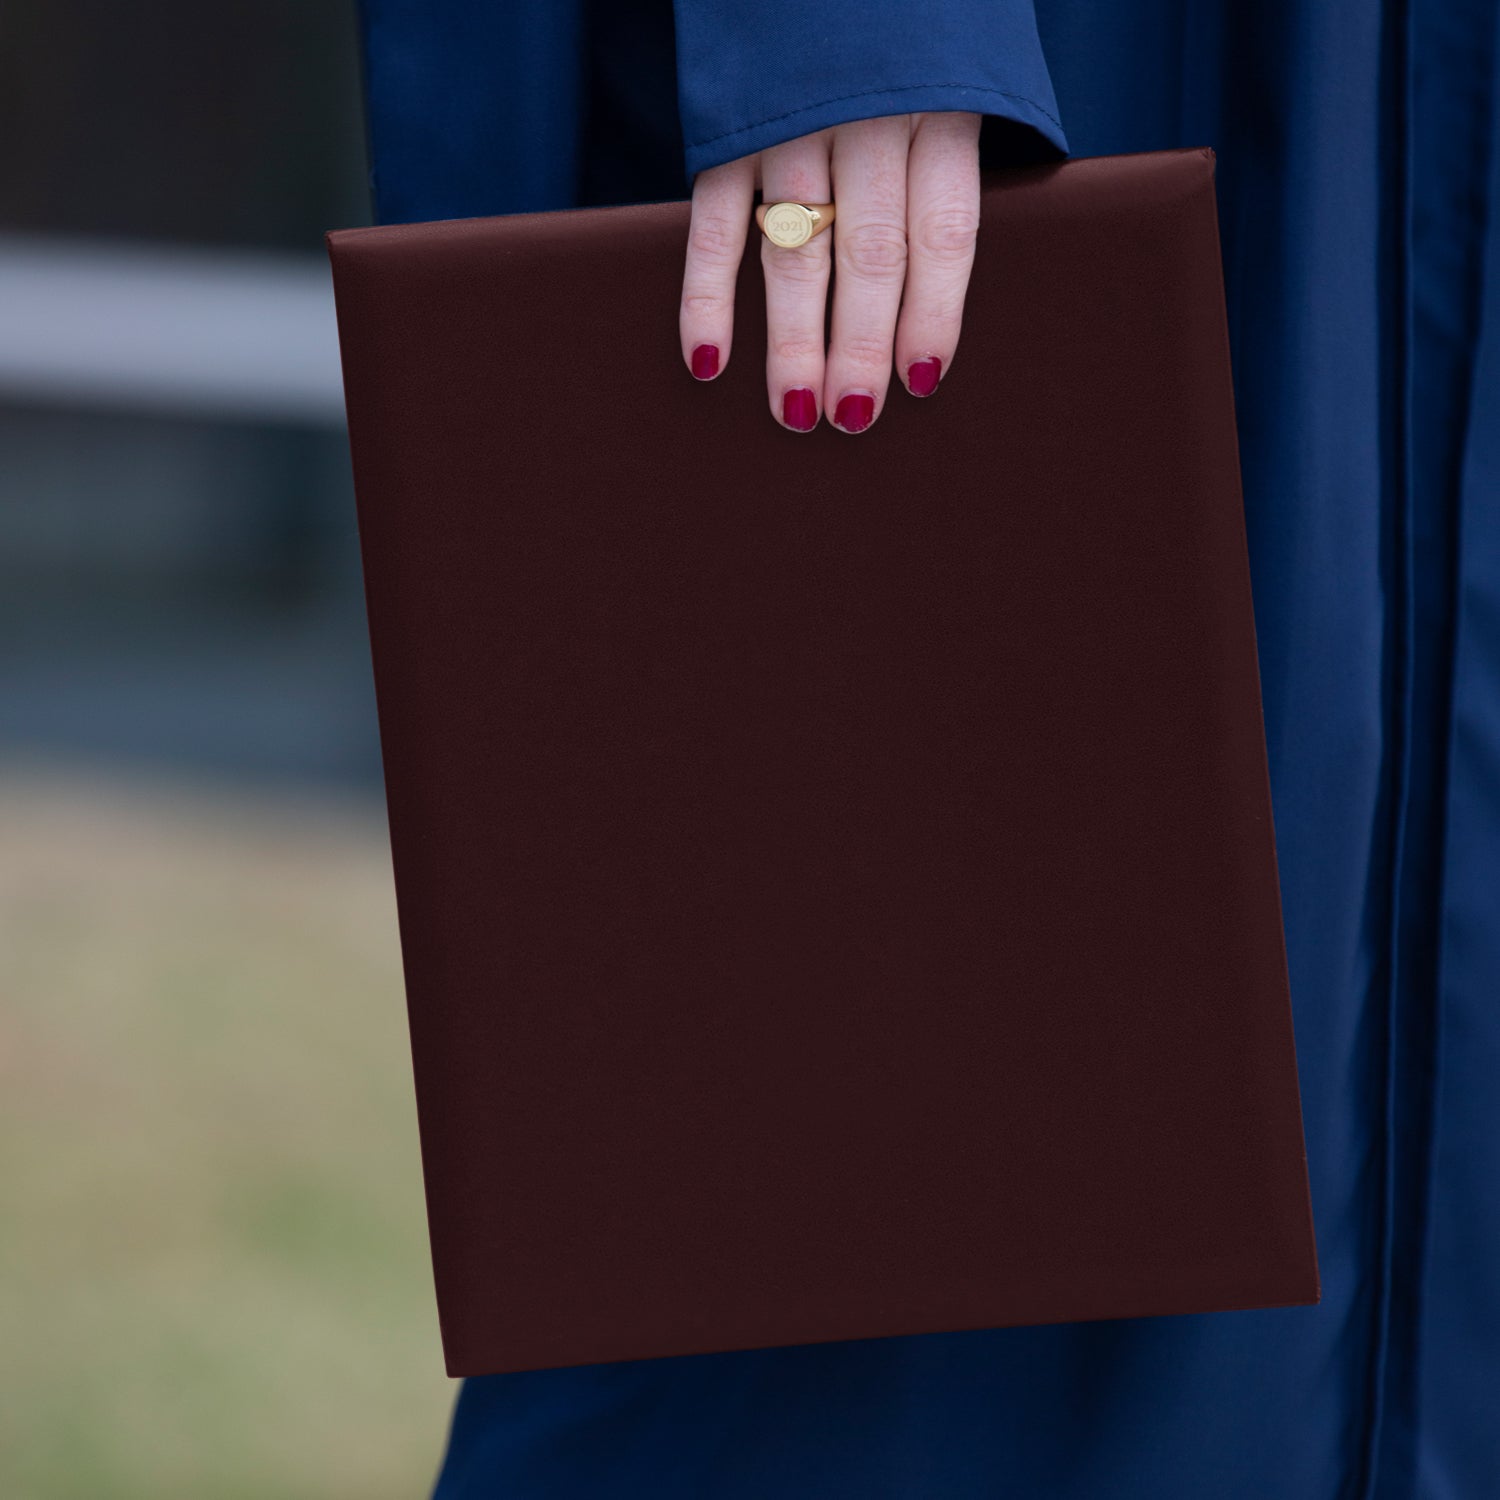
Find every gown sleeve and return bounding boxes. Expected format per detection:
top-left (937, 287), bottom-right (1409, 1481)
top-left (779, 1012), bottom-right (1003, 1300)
top-left (670, 0), bottom-right (1068, 180)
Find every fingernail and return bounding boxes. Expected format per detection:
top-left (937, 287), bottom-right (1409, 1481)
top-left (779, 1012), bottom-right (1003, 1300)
top-left (691, 343), bottom-right (720, 380)
top-left (832, 392), bottom-right (876, 433)
top-left (907, 356), bottom-right (942, 397)
top-left (783, 387), bottom-right (818, 431)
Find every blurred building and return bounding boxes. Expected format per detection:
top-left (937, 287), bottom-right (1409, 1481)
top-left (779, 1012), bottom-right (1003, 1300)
top-left (0, 0), bottom-right (379, 788)
top-left (0, 12), bottom-right (459, 1498)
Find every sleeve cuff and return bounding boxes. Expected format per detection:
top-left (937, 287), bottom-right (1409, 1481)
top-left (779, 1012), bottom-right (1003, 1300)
top-left (682, 82), bottom-right (1066, 180)
top-left (672, 0), bottom-right (1067, 181)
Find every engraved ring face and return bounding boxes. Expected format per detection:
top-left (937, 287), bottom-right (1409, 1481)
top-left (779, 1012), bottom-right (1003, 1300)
top-left (764, 202), bottom-right (815, 248)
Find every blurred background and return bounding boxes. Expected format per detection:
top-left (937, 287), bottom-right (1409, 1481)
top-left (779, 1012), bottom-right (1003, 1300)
top-left (0, 2), bottom-right (457, 1494)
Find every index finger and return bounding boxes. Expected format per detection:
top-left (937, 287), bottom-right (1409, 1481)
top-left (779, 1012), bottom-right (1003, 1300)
top-left (895, 112), bottom-right (981, 397)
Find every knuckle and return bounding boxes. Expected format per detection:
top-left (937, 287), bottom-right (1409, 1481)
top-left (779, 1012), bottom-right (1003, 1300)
top-left (768, 255), bottom-right (828, 292)
top-left (763, 242), bottom-right (828, 288)
top-left (911, 289), bottom-right (966, 331)
top-left (839, 221), bottom-right (908, 281)
top-left (770, 333), bottom-right (824, 365)
top-left (681, 289), bottom-right (730, 319)
top-left (836, 330), bottom-right (894, 369)
top-left (914, 204), bottom-right (980, 261)
top-left (688, 215), bottom-right (743, 265)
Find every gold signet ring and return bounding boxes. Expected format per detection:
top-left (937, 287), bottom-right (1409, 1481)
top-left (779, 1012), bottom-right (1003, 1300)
top-left (755, 200), bottom-right (836, 249)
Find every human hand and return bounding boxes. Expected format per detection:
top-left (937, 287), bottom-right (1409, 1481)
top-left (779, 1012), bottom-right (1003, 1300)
top-left (680, 112), bottom-right (981, 433)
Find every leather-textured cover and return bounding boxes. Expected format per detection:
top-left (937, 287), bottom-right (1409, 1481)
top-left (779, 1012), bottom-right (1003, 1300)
top-left (327, 148), bottom-right (1320, 1378)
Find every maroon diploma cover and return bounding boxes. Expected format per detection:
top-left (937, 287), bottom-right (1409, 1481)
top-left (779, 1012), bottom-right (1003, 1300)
top-left (327, 148), bottom-right (1319, 1377)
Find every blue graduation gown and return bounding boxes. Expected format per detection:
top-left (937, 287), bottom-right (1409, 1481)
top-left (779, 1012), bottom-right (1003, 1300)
top-left (355, 1), bottom-right (1500, 1494)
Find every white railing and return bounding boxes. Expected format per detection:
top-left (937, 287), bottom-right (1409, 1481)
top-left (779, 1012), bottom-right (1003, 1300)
top-left (0, 234), bottom-right (347, 426)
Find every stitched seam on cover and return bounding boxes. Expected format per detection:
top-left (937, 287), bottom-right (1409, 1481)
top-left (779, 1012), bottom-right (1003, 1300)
top-left (687, 83), bottom-right (1063, 148)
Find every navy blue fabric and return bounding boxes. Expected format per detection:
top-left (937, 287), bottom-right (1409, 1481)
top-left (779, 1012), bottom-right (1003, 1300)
top-left (1410, 7), bottom-right (1500, 1498)
top-left (669, 0), bottom-right (1065, 178)
top-left (354, 0), bottom-right (1066, 223)
top-left (352, 2), bottom-right (1500, 1494)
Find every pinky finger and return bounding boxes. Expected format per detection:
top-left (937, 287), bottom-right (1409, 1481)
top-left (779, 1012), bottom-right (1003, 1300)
top-left (680, 155), bottom-right (756, 380)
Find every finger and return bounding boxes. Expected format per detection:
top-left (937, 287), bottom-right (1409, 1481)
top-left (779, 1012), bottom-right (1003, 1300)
top-left (825, 116), bottom-right (911, 433)
top-left (681, 154), bottom-right (756, 381)
top-left (759, 130), bottom-right (833, 431)
top-left (896, 112), bottom-right (981, 397)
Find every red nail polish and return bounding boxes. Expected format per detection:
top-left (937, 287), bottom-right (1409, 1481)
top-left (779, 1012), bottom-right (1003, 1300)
top-left (833, 392), bottom-right (875, 433)
top-left (691, 343), bottom-right (720, 380)
top-left (908, 356), bottom-right (942, 396)
top-left (783, 387), bottom-right (818, 431)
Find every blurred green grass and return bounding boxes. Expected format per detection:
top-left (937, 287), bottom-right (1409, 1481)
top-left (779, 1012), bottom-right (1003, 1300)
top-left (0, 764), bottom-right (453, 1499)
